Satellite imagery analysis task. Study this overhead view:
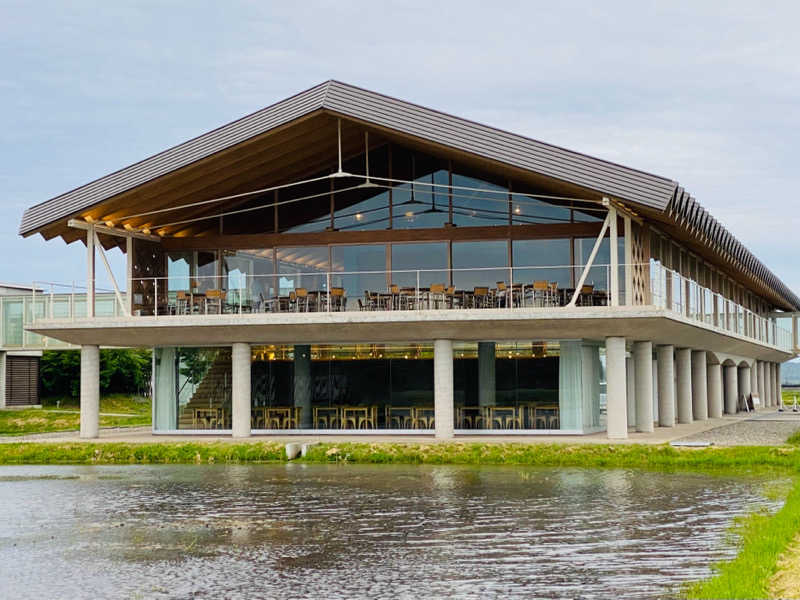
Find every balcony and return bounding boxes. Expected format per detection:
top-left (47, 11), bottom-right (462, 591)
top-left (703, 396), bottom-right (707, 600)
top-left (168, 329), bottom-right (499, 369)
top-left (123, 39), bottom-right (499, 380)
top-left (15, 263), bottom-right (795, 354)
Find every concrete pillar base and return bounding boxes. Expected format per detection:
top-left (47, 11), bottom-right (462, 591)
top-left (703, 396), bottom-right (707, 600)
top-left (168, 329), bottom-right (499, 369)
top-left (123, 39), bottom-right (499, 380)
top-left (80, 345), bottom-right (100, 439)
top-left (691, 351), bottom-right (708, 421)
top-left (231, 342), bottom-right (251, 438)
top-left (656, 345), bottom-right (675, 427)
top-left (606, 337), bottom-right (628, 439)
top-left (434, 339), bottom-right (454, 439)
top-left (634, 341), bottom-right (653, 432)
top-left (676, 348), bottom-right (693, 424)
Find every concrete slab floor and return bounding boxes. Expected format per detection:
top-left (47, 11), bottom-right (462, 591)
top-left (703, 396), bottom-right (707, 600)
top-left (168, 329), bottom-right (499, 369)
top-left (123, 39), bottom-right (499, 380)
top-left (0, 408), bottom-right (791, 446)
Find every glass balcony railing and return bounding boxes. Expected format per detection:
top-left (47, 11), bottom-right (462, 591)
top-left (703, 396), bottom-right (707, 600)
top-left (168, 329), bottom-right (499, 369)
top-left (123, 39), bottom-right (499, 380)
top-left (11, 264), bottom-right (795, 353)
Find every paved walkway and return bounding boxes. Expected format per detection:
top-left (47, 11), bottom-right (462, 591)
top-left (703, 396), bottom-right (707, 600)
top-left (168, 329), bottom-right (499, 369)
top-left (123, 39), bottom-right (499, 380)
top-left (675, 410), bottom-right (800, 446)
top-left (2, 409), bottom-right (796, 446)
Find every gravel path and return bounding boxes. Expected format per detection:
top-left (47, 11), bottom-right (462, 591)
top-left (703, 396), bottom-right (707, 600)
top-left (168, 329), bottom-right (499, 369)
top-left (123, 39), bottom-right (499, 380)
top-left (676, 415), bottom-right (800, 446)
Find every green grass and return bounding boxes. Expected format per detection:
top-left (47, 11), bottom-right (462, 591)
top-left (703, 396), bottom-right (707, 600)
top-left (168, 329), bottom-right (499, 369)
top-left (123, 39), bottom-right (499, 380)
top-left (685, 478), bottom-right (800, 599)
top-left (0, 441), bottom-right (285, 464)
top-left (0, 395), bottom-right (150, 435)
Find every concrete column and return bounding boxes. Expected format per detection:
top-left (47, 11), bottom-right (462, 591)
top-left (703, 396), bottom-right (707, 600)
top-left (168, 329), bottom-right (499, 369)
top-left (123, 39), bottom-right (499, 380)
top-left (707, 363), bottom-right (723, 419)
top-left (626, 356), bottom-right (636, 427)
top-left (652, 358), bottom-right (659, 424)
top-left (738, 364), bottom-right (752, 411)
top-left (691, 351), bottom-right (708, 421)
top-left (751, 359), bottom-right (759, 406)
top-left (606, 337), bottom-right (628, 439)
top-left (0, 352), bottom-right (5, 409)
top-left (293, 345), bottom-right (312, 428)
top-left (724, 364), bottom-right (738, 414)
top-left (231, 343), bottom-right (251, 438)
top-left (434, 339), bottom-right (454, 439)
top-left (657, 345), bottom-right (675, 427)
top-left (758, 361), bottom-right (766, 405)
top-left (776, 363), bottom-right (782, 407)
top-left (477, 342), bottom-right (496, 407)
top-left (634, 341), bottom-right (654, 432)
top-left (764, 362), bottom-right (772, 408)
top-left (676, 348), bottom-right (693, 424)
top-left (80, 345), bottom-right (100, 439)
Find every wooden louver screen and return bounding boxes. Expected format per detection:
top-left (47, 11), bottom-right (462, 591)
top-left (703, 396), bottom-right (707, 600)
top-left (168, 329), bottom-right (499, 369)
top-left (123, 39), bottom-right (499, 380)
top-left (5, 356), bottom-right (39, 406)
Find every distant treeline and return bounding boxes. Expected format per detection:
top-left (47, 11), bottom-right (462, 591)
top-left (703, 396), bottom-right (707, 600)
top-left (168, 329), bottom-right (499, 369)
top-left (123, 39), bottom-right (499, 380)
top-left (40, 349), bottom-right (152, 398)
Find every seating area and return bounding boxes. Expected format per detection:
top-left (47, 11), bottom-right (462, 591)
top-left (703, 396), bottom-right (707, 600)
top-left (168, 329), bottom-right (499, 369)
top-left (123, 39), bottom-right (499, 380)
top-left (164, 281), bottom-right (607, 315)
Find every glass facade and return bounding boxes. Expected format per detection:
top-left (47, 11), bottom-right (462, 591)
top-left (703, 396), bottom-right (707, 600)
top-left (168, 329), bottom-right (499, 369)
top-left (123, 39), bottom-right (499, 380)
top-left (391, 242), bottom-right (448, 289)
top-left (513, 239), bottom-right (572, 288)
top-left (452, 241), bottom-right (508, 291)
top-left (152, 339), bottom-right (604, 433)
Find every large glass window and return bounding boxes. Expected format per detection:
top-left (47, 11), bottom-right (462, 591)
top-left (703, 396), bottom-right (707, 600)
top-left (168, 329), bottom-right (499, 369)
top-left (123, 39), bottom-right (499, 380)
top-left (453, 341), bottom-right (561, 430)
top-left (391, 242), bottom-right (448, 289)
top-left (331, 245), bottom-right (387, 311)
top-left (574, 237), bottom-right (610, 295)
top-left (334, 190), bottom-right (391, 231)
top-left (451, 173), bottom-right (508, 227)
top-left (511, 194), bottom-right (571, 225)
top-left (392, 168), bottom-right (449, 230)
top-left (513, 239), bottom-right (571, 288)
top-left (196, 251), bottom-right (218, 292)
top-left (277, 247), bottom-right (329, 296)
top-left (167, 252), bottom-right (192, 292)
top-left (153, 347), bottom-right (232, 431)
top-left (452, 241), bottom-right (509, 291)
top-left (223, 250), bottom-right (275, 311)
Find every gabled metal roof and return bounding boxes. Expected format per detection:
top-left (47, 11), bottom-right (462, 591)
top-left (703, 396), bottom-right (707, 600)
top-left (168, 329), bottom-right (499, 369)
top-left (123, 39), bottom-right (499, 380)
top-left (17, 79), bottom-right (799, 309)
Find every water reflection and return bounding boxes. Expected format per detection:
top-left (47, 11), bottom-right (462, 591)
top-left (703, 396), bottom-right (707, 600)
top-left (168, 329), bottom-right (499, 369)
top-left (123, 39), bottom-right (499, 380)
top-left (0, 464), bottom-right (783, 600)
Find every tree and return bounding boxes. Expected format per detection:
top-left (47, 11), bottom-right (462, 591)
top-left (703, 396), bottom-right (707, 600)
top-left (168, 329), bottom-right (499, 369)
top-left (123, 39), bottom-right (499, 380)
top-left (39, 348), bottom-right (152, 398)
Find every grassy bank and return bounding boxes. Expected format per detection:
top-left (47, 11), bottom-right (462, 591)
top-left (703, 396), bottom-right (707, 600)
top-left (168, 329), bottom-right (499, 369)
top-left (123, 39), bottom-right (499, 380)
top-left (0, 395), bottom-right (150, 435)
top-left (0, 439), bottom-right (798, 470)
top-left (686, 478), bottom-right (800, 599)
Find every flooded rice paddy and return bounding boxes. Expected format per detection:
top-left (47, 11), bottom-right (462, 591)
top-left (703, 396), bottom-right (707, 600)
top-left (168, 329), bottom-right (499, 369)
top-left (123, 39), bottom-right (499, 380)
top-left (0, 464), bottom-right (784, 599)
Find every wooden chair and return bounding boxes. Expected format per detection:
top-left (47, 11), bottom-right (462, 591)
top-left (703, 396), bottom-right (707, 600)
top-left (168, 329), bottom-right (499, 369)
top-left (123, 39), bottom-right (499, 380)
top-left (386, 406), bottom-right (414, 429)
top-left (429, 283), bottom-right (446, 309)
top-left (399, 287), bottom-right (417, 310)
top-left (357, 406), bottom-right (377, 429)
top-left (580, 284), bottom-right (594, 306)
top-left (495, 281), bottom-right (508, 307)
top-left (329, 287), bottom-right (345, 312)
top-left (445, 285), bottom-right (457, 309)
top-left (473, 286), bottom-right (490, 308)
top-left (532, 281), bottom-right (551, 307)
top-left (205, 289), bottom-right (225, 314)
top-left (294, 288), bottom-right (309, 312)
top-left (176, 290), bottom-right (189, 315)
top-left (314, 406), bottom-right (339, 429)
top-left (413, 407), bottom-right (435, 429)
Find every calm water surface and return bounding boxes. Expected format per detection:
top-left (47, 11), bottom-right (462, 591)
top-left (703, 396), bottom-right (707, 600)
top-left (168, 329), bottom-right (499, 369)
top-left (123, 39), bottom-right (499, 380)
top-left (0, 464), bottom-right (782, 599)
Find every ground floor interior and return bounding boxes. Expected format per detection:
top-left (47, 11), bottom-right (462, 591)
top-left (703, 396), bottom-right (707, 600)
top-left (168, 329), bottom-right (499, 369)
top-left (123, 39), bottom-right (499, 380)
top-left (144, 338), bottom-right (786, 438)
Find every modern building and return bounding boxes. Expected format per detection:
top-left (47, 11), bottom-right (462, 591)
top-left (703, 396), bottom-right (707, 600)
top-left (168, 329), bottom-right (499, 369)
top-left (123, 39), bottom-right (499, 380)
top-left (17, 80), bottom-right (800, 439)
top-left (0, 283), bottom-right (45, 407)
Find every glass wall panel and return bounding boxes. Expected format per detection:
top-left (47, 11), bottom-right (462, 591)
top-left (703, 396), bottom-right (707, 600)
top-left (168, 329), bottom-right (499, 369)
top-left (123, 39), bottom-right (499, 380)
top-left (511, 194), bottom-right (571, 225)
top-left (572, 200), bottom-right (605, 222)
top-left (153, 347), bottom-right (232, 430)
top-left (392, 170), bottom-right (449, 229)
top-left (167, 252), bottom-right (192, 292)
top-left (223, 249), bottom-right (275, 311)
top-left (196, 251), bottom-right (219, 292)
top-left (2, 298), bottom-right (23, 346)
top-left (454, 341), bottom-right (560, 430)
top-left (331, 245), bottom-right (387, 311)
top-left (277, 247), bottom-right (330, 297)
top-left (390, 242), bottom-right (448, 289)
top-left (451, 173), bottom-right (508, 227)
top-left (513, 239), bottom-right (572, 291)
top-left (452, 241), bottom-right (508, 293)
top-left (573, 237), bottom-right (610, 303)
top-left (334, 190), bottom-right (391, 231)
top-left (251, 343), bottom-right (433, 430)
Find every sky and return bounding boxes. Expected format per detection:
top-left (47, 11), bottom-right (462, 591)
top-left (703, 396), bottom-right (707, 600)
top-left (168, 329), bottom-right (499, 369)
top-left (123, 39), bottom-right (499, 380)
top-left (1, 1), bottom-right (799, 293)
